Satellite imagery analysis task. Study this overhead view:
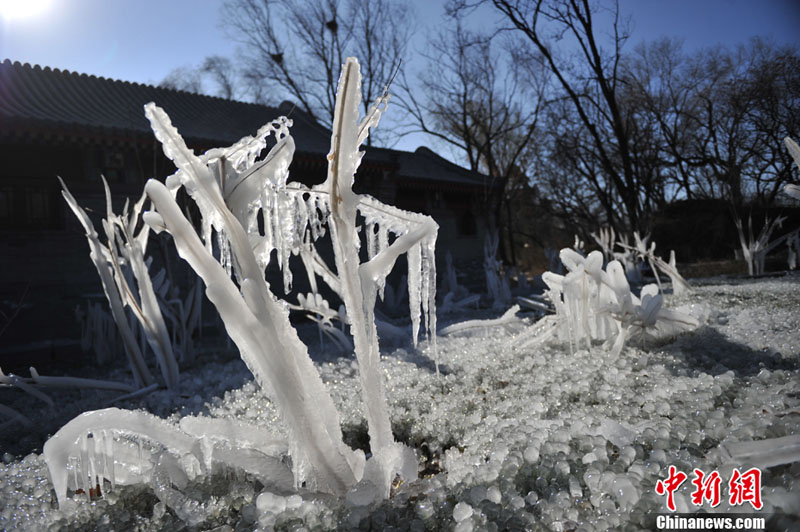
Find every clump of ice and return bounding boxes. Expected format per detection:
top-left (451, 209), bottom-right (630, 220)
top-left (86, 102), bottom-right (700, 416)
top-left (40, 57), bottom-right (441, 524)
top-left (1, 277), bottom-right (799, 530)
top-left (60, 178), bottom-right (179, 389)
top-left (535, 248), bottom-right (700, 356)
top-left (784, 137), bottom-right (800, 200)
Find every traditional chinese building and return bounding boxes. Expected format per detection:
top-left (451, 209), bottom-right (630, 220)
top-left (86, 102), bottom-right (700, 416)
top-left (0, 59), bottom-right (491, 362)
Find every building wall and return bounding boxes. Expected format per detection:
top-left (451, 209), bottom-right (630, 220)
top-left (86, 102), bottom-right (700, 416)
top-left (0, 135), bottom-right (490, 361)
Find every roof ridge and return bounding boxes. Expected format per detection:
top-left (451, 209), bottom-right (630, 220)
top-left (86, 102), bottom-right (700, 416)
top-left (413, 145), bottom-right (481, 176)
top-left (1, 59), bottom-right (278, 111)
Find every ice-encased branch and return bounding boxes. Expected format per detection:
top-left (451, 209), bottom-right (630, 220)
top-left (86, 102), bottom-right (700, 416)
top-left (144, 176), bottom-right (362, 496)
top-left (324, 59), bottom-right (437, 475)
top-left (100, 179), bottom-right (180, 389)
top-left (59, 178), bottom-right (154, 388)
top-left (43, 407), bottom-right (294, 519)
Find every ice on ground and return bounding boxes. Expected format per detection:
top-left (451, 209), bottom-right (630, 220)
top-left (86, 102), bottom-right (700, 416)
top-left (0, 276), bottom-right (799, 530)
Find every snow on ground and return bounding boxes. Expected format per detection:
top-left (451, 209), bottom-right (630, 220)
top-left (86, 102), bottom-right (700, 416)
top-left (0, 275), bottom-right (799, 530)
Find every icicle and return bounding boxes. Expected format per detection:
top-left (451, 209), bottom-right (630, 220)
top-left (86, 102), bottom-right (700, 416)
top-left (103, 429), bottom-right (115, 490)
top-left (88, 432), bottom-right (99, 496)
top-left (422, 236), bottom-right (438, 373)
top-left (80, 432), bottom-right (91, 499)
top-left (407, 242), bottom-right (422, 346)
top-left (366, 222), bottom-right (377, 261)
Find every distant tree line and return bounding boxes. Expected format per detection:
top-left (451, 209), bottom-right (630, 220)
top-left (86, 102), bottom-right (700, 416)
top-left (160, 0), bottom-right (800, 265)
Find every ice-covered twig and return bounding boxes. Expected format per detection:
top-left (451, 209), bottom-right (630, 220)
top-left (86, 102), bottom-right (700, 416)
top-left (507, 315), bottom-right (559, 349)
top-left (325, 59), bottom-right (437, 480)
top-left (60, 178), bottom-right (153, 388)
top-left (26, 367), bottom-right (137, 392)
top-left (0, 402), bottom-right (32, 428)
top-left (1, 372), bottom-right (53, 406)
top-left (43, 408), bottom-right (294, 514)
top-left (719, 434), bottom-right (800, 469)
top-left (106, 382), bottom-right (160, 405)
top-left (439, 305), bottom-right (521, 336)
top-left (591, 226), bottom-right (616, 264)
top-left (733, 214), bottom-right (786, 276)
top-left (617, 232), bottom-right (691, 295)
top-left (516, 296), bottom-right (552, 313)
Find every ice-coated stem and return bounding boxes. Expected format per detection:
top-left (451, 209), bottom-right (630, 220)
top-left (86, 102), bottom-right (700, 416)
top-left (43, 407), bottom-right (197, 507)
top-left (59, 178), bottom-right (154, 388)
top-left (145, 178), bottom-right (360, 495)
top-left (102, 179), bottom-right (180, 390)
top-left (325, 58), bottom-right (438, 458)
top-left (326, 58), bottom-right (394, 454)
top-left (439, 305), bottom-right (520, 336)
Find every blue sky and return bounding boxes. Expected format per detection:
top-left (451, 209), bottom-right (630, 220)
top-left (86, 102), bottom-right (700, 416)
top-left (1, 0), bottom-right (798, 154)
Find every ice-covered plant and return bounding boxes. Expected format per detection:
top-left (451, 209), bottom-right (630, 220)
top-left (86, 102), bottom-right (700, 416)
top-left (150, 269), bottom-right (203, 364)
top-left (785, 137), bottom-right (800, 200)
top-left (75, 300), bottom-right (120, 364)
top-left (590, 227), bottom-right (643, 284)
top-left (544, 247), bottom-right (564, 275)
top-left (438, 252), bottom-right (479, 314)
top-left (60, 178), bottom-right (179, 389)
top-left (539, 248), bottom-right (698, 356)
top-left (591, 226), bottom-right (616, 264)
top-left (44, 58), bottom-right (437, 517)
top-left (625, 232), bottom-right (690, 296)
top-left (787, 231), bottom-right (799, 270)
top-left (484, 229), bottom-right (511, 309)
top-left (733, 213), bottom-right (786, 276)
top-left (572, 234), bottom-right (585, 254)
top-left (597, 230), bottom-right (689, 295)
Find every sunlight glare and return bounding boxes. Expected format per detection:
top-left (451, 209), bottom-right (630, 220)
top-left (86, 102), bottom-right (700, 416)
top-left (0, 0), bottom-right (51, 20)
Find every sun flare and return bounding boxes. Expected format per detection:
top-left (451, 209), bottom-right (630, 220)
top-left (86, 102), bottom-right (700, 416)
top-left (0, 0), bottom-right (50, 20)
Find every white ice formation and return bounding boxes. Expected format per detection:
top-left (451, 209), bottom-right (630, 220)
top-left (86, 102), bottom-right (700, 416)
top-left (785, 137), bottom-right (800, 200)
top-left (538, 249), bottom-right (700, 356)
top-left (60, 178), bottom-right (179, 390)
top-left (43, 58), bottom-right (438, 520)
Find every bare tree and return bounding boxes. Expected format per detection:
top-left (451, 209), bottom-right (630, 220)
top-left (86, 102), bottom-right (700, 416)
top-left (480, 0), bottom-right (664, 234)
top-left (397, 23), bottom-right (546, 264)
top-left (160, 56), bottom-right (241, 100)
top-left (200, 56), bottom-right (240, 100)
top-left (160, 66), bottom-right (204, 94)
top-left (222, 0), bottom-right (411, 132)
top-left (630, 38), bottom-right (800, 210)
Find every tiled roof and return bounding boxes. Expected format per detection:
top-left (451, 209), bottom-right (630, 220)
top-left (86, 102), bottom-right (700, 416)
top-left (0, 59), bottom-right (487, 187)
top-left (0, 59), bottom-right (332, 153)
top-left (398, 147), bottom-right (488, 187)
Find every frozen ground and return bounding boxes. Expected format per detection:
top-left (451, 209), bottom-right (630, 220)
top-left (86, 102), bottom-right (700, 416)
top-left (0, 275), bottom-right (799, 531)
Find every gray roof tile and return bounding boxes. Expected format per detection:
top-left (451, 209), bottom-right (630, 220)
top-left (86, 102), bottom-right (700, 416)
top-left (0, 59), bottom-right (487, 188)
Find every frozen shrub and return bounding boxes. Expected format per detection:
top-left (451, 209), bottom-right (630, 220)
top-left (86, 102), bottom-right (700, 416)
top-left (484, 230), bottom-right (511, 309)
top-left (733, 213), bottom-right (786, 276)
top-left (44, 58), bottom-right (437, 519)
top-left (60, 178), bottom-right (179, 389)
top-left (540, 248), bottom-right (699, 356)
top-left (785, 137), bottom-right (800, 200)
